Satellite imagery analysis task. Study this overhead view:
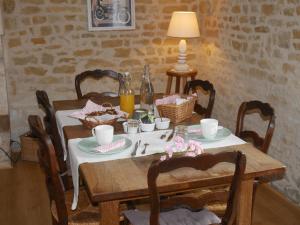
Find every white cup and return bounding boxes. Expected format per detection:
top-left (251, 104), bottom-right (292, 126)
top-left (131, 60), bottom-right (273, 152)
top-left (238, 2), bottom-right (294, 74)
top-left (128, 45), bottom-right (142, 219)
top-left (200, 119), bottom-right (218, 139)
top-left (92, 125), bottom-right (114, 145)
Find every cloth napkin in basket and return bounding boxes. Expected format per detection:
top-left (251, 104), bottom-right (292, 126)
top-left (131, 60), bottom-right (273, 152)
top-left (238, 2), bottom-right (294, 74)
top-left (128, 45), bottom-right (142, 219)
top-left (94, 138), bottom-right (126, 153)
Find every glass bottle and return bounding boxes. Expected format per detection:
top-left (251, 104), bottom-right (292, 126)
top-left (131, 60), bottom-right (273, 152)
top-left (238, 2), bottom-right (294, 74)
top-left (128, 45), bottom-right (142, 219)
top-left (140, 65), bottom-right (154, 112)
top-left (120, 72), bottom-right (135, 117)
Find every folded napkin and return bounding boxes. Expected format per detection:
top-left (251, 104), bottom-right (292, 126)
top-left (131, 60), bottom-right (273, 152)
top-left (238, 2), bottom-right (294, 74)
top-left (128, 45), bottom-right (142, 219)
top-left (155, 94), bottom-right (197, 106)
top-left (94, 138), bottom-right (126, 153)
top-left (188, 128), bottom-right (202, 134)
top-left (69, 100), bottom-right (128, 120)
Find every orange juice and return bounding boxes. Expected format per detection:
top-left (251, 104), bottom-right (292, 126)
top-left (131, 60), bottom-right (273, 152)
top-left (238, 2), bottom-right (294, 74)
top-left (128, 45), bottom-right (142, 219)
top-left (120, 94), bottom-right (135, 117)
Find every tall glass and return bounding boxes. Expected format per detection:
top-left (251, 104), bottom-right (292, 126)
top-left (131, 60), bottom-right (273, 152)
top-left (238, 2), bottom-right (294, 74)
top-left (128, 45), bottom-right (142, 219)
top-left (120, 72), bottom-right (135, 117)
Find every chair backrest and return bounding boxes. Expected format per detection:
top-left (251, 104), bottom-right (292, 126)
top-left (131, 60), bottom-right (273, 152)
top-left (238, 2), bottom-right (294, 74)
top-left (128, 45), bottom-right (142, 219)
top-left (235, 100), bottom-right (275, 154)
top-left (36, 90), bottom-right (68, 186)
top-left (184, 79), bottom-right (216, 118)
top-left (28, 115), bottom-right (68, 225)
top-left (75, 69), bottom-right (122, 99)
top-left (148, 151), bottom-right (246, 225)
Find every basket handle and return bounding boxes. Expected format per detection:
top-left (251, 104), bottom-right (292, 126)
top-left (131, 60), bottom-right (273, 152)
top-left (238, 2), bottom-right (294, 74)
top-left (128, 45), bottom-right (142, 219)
top-left (101, 102), bottom-right (113, 109)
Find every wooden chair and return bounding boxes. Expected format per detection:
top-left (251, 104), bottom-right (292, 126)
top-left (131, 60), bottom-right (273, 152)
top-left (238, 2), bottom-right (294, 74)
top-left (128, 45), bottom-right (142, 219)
top-left (28, 115), bottom-right (100, 225)
top-left (75, 69), bottom-right (122, 99)
top-left (124, 151), bottom-right (246, 225)
top-left (235, 100), bottom-right (275, 154)
top-left (235, 100), bottom-right (275, 222)
top-left (36, 90), bottom-right (70, 190)
top-left (184, 79), bottom-right (216, 118)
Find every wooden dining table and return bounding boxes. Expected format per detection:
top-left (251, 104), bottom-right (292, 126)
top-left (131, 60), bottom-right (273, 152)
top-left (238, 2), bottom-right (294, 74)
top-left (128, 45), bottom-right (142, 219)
top-left (53, 97), bottom-right (286, 225)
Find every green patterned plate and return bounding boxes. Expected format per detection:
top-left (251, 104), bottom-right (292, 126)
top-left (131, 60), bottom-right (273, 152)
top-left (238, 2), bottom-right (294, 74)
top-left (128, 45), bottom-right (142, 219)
top-left (77, 136), bottom-right (132, 155)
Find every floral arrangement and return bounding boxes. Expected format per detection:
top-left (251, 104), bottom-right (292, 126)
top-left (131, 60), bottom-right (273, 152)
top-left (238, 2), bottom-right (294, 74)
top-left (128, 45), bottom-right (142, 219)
top-left (160, 136), bottom-right (204, 161)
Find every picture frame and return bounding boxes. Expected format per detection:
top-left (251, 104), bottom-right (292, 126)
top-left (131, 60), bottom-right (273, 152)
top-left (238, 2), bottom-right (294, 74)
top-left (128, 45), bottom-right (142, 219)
top-left (87, 0), bottom-right (135, 31)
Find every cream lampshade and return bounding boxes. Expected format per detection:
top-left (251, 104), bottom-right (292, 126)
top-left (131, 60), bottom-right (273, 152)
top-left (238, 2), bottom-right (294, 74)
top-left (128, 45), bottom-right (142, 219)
top-left (167, 11), bottom-right (200, 71)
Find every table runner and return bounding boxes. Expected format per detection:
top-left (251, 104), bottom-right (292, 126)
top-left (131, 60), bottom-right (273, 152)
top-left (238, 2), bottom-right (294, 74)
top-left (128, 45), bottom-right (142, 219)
top-left (68, 130), bottom-right (245, 210)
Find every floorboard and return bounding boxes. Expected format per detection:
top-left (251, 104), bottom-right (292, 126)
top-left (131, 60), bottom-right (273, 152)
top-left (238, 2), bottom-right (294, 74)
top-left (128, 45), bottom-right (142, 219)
top-left (0, 161), bottom-right (299, 225)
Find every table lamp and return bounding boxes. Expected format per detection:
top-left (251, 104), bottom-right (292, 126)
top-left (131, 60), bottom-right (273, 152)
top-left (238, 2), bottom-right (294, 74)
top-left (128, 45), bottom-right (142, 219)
top-left (167, 11), bottom-right (200, 72)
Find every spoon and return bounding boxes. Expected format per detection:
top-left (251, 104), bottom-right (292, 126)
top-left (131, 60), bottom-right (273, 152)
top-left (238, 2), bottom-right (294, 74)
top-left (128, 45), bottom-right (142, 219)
top-left (141, 143), bottom-right (149, 154)
top-left (160, 131), bottom-right (168, 139)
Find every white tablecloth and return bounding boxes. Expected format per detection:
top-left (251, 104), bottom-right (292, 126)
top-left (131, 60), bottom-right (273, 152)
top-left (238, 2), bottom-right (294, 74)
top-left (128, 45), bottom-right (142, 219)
top-left (55, 110), bottom-right (82, 160)
top-left (68, 130), bottom-right (245, 210)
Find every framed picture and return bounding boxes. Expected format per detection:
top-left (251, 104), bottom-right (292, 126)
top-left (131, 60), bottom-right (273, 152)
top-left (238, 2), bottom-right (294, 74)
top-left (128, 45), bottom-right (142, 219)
top-left (87, 0), bottom-right (135, 31)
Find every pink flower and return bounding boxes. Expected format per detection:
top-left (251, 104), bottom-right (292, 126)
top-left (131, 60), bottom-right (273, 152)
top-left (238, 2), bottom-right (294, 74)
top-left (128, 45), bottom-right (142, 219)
top-left (174, 135), bottom-right (185, 144)
top-left (185, 151), bottom-right (197, 157)
top-left (160, 155), bottom-right (167, 161)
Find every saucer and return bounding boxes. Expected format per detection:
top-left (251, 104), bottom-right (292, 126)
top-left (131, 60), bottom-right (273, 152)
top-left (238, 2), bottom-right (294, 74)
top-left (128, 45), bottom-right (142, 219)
top-left (77, 136), bottom-right (132, 155)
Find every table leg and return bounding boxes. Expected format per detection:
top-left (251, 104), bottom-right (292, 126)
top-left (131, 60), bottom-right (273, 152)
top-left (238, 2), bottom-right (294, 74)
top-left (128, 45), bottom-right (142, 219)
top-left (166, 76), bottom-right (173, 94)
top-left (237, 179), bottom-right (254, 225)
top-left (175, 77), bottom-right (181, 93)
top-left (99, 200), bottom-right (120, 225)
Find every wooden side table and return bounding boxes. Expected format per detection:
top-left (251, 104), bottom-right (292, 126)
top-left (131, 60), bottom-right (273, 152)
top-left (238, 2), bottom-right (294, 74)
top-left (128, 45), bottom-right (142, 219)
top-left (165, 68), bottom-right (197, 94)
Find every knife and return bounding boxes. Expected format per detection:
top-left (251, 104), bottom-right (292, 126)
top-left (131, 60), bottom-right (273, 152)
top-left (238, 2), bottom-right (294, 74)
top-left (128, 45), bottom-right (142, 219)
top-left (131, 140), bottom-right (140, 156)
top-left (166, 129), bottom-right (175, 142)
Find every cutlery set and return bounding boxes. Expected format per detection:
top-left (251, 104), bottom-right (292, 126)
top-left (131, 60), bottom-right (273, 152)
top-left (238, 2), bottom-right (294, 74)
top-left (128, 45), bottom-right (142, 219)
top-left (131, 129), bottom-right (175, 156)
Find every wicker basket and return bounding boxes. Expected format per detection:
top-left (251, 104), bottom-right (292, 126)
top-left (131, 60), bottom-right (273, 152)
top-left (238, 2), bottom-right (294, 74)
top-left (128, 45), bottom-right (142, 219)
top-left (79, 102), bottom-right (118, 129)
top-left (156, 95), bottom-right (197, 123)
top-left (79, 117), bottom-right (117, 129)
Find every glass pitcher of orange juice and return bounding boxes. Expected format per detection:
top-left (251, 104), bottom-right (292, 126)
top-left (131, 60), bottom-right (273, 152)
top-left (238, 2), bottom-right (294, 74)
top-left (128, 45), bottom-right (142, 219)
top-left (119, 72), bottom-right (135, 117)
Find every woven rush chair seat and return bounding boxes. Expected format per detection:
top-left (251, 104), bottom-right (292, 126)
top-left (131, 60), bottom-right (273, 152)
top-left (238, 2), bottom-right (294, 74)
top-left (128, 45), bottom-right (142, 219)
top-left (51, 187), bottom-right (99, 225)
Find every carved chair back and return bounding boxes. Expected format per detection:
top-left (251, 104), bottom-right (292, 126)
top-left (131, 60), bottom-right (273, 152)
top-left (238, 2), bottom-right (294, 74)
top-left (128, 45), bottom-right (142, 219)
top-left (235, 100), bottom-right (275, 154)
top-left (148, 151), bottom-right (246, 225)
top-left (28, 115), bottom-right (68, 225)
top-left (75, 69), bottom-right (122, 99)
top-left (184, 80), bottom-right (216, 118)
top-left (36, 90), bottom-right (69, 189)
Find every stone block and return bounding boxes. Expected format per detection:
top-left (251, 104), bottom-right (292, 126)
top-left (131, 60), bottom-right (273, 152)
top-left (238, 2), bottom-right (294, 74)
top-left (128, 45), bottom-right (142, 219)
top-left (8, 38), bottom-right (21, 48)
top-left (102, 40), bottom-right (123, 48)
top-left (13, 56), bottom-right (38, 65)
top-left (262, 4), bottom-right (274, 16)
top-left (53, 65), bottom-right (75, 74)
top-left (21, 6), bottom-right (41, 14)
top-left (42, 53), bottom-right (54, 65)
top-left (25, 66), bottom-right (47, 76)
top-left (3, 0), bottom-right (15, 13)
top-left (31, 38), bottom-right (46, 45)
top-left (32, 16), bottom-right (47, 24)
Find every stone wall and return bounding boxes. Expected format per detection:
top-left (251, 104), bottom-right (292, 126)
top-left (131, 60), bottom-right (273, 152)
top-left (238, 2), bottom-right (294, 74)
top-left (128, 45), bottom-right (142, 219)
top-left (0, 11), bottom-right (10, 167)
top-left (2, 0), bottom-right (199, 140)
top-left (197, 0), bottom-right (300, 205)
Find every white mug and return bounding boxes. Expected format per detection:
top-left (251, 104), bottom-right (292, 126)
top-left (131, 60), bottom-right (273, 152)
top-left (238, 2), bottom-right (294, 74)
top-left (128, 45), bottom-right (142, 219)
top-left (200, 119), bottom-right (218, 139)
top-left (92, 125), bottom-right (114, 145)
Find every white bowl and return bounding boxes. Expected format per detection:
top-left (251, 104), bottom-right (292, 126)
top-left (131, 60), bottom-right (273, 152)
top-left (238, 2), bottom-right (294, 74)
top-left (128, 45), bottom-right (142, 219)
top-left (140, 122), bottom-right (155, 132)
top-left (155, 118), bottom-right (170, 130)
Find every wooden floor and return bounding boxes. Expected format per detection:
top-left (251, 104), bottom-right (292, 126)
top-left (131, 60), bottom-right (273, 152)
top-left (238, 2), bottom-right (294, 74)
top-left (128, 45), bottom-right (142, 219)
top-left (0, 161), bottom-right (299, 225)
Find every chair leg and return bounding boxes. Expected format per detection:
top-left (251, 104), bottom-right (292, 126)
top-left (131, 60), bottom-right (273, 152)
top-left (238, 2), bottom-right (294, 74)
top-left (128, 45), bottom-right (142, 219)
top-left (251, 181), bottom-right (259, 224)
